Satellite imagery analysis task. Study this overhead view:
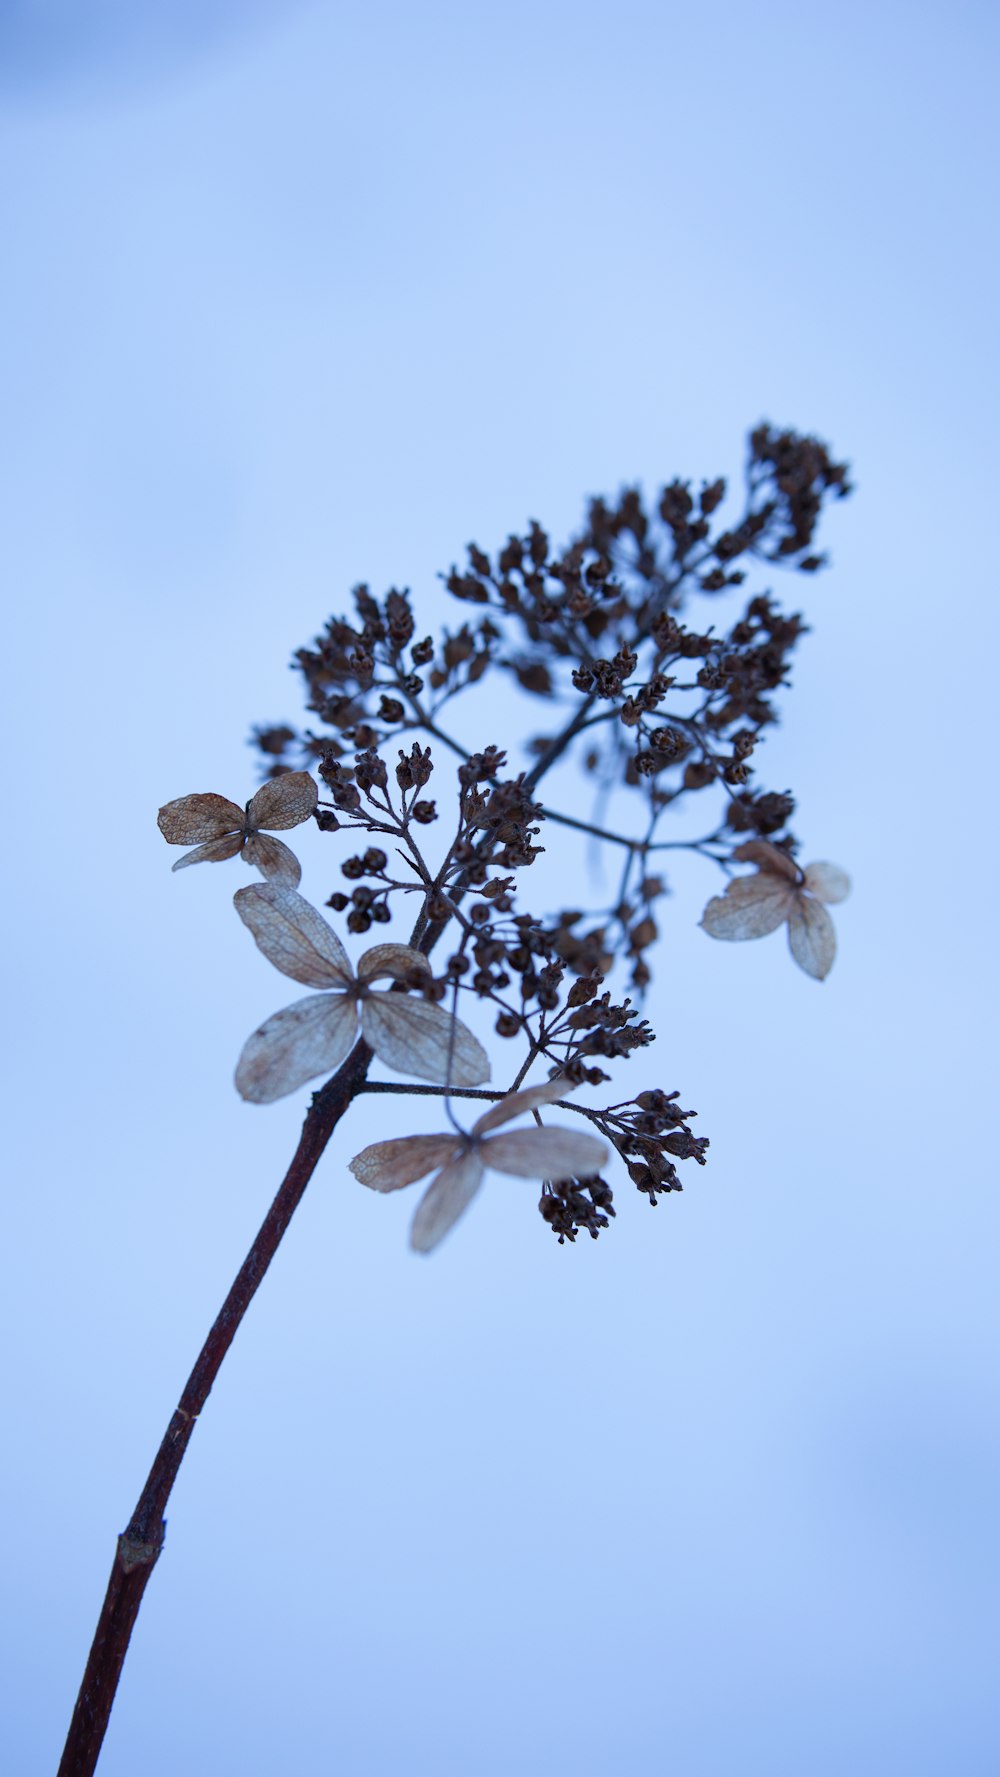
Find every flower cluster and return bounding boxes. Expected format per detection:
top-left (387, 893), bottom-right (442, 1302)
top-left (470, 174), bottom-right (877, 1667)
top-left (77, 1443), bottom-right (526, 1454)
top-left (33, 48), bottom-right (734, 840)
top-left (160, 423), bottom-right (852, 1250)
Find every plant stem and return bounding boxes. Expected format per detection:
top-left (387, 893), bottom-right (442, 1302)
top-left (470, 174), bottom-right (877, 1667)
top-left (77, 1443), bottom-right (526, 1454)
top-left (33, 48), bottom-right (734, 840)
top-left (56, 1037), bottom-right (374, 1777)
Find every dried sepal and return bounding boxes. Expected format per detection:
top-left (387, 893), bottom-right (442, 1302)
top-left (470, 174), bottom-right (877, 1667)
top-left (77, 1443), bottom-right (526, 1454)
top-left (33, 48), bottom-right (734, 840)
top-left (171, 832), bottom-right (244, 871)
top-left (471, 1075), bottom-right (570, 1135)
top-left (356, 943), bottom-right (431, 983)
top-left (234, 884), bottom-right (352, 987)
top-left (246, 772), bottom-right (318, 830)
top-left (787, 896), bottom-right (836, 980)
top-left (483, 1126), bottom-right (609, 1179)
top-left (349, 1134), bottom-right (463, 1191)
top-left (158, 794), bottom-right (244, 845)
top-left (409, 1153), bottom-right (487, 1253)
top-left (234, 994), bottom-right (357, 1103)
top-left (359, 994), bottom-right (491, 1085)
top-left (700, 875), bottom-right (795, 940)
top-left (802, 861), bottom-right (851, 904)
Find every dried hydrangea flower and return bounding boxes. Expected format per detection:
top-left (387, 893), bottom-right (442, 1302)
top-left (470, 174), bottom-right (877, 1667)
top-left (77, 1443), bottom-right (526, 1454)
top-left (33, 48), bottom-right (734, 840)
top-left (233, 882), bottom-right (490, 1102)
top-left (349, 1077), bottom-right (609, 1252)
top-left (699, 839), bottom-right (850, 980)
top-left (157, 772), bottom-right (318, 887)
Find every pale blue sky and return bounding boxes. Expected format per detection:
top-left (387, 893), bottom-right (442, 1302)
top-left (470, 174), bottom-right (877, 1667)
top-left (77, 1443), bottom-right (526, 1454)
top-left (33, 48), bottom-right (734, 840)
top-left (2, 4), bottom-right (998, 1773)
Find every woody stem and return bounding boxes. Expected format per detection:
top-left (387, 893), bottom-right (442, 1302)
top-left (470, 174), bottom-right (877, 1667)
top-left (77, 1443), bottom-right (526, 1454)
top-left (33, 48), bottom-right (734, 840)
top-left (56, 1038), bottom-right (374, 1777)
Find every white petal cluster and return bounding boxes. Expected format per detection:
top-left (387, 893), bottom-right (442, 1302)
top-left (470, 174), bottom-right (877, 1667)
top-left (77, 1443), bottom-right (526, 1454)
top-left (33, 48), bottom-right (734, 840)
top-left (700, 840), bottom-right (850, 980)
top-left (233, 883), bottom-right (490, 1102)
top-left (349, 1078), bottom-right (609, 1252)
top-left (157, 772), bottom-right (318, 887)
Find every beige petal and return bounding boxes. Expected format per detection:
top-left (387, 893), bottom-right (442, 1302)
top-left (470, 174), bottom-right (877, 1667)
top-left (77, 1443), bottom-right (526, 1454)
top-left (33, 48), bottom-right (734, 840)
top-left (802, 861), bottom-right (851, 904)
top-left (242, 832), bottom-right (302, 887)
top-left (361, 995), bottom-right (491, 1085)
top-left (483, 1126), bottom-right (609, 1180)
top-left (349, 1134), bottom-right (464, 1192)
top-left (787, 896), bottom-right (837, 981)
top-left (700, 873), bottom-right (796, 940)
top-left (732, 840), bottom-right (800, 881)
top-left (157, 793), bottom-right (245, 845)
top-left (472, 1076), bottom-right (572, 1137)
top-left (356, 943), bottom-right (431, 984)
top-left (234, 883), bottom-right (353, 987)
top-left (246, 771), bottom-right (318, 831)
top-left (171, 832), bottom-right (245, 871)
top-left (410, 1152), bottom-right (486, 1253)
top-left (234, 994), bottom-right (358, 1103)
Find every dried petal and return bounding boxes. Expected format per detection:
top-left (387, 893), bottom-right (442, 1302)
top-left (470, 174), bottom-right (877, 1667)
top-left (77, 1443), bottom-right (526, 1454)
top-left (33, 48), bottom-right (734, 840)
top-left (361, 994), bottom-right (491, 1085)
top-left (234, 884), bottom-right (353, 987)
top-left (242, 832), bottom-right (302, 887)
top-left (472, 1076), bottom-right (572, 1136)
top-left (700, 874), bottom-right (796, 940)
top-left (246, 772), bottom-right (318, 831)
top-left (349, 1134), bottom-right (463, 1192)
top-left (483, 1126), bottom-right (609, 1180)
top-left (787, 896), bottom-right (837, 980)
top-left (802, 861), bottom-right (851, 904)
top-left (356, 943), bottom-right (431, 983)
top-left (157, 793), bottom-right (244, 845)
top-left (732, 840), bottom-right (800, 881)
top-left (171, 832), bottom-right (245, 872)
top-left (234, 994), bottom-right (358, 1102)
top-left (410, 1152), bottom-right (486, 1253)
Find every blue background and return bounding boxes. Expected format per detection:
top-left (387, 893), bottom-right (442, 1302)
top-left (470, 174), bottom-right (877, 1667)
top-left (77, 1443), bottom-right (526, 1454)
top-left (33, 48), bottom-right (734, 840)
top-left (2, 3), bottom-right (998, 1772)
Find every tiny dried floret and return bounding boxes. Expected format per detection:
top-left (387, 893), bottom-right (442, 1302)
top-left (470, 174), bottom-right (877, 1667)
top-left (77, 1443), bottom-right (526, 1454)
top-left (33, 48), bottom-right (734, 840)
top-left (233, 883), bottom-right (491, 1102)
top-left (349, 1077), bottom-right (609, 1252)
top-left (699, 840), bottom-right (850, 980)
top-left (158, 773), bottom-right (318, 887)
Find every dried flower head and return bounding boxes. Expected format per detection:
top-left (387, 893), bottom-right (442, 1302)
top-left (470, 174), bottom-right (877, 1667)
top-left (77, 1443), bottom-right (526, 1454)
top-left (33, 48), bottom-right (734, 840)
top-left (699, 839), bottom-right (850, 979)
top-left (233, 882), bottom-right (490, 1101)
top-left (157, 772), bottom-right (318, 886)
top-left (349, 1077), bottom-right (609, 1252)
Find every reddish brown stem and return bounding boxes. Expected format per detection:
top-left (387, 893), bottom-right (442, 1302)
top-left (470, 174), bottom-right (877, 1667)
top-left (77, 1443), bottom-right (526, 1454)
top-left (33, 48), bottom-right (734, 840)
top-left (57, 1037), bottom-right (374, 1777)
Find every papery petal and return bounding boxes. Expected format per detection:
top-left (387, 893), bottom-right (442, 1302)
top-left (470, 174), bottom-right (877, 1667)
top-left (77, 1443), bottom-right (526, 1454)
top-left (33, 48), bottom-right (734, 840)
top-left (361, 995), bottom-right (491, 1085)
top-left (732, 840), bottom-right (800, 881)
top-left (787, 896), bottom-right (837, 981)
top-left (484, 1126), bottom-right (609, 1180)
top-left (246, 771), bottom-right (318, 831)
top-left (242, 832), bottom-right (302, 887)
top-left (802, 861), bottom-right (851, 904)
top-left (171, 832), bottom-right (245, 871)
top-left (357, 943), bottom-right (431, 983)
top-left (700, 874), bottom-right (796, 940)
top-left (410, 1152), bottom-right (486, 1253)
top-left (234, 883), bottom-right (353, 987)
top-left (349, 1134), bottom-right (463, 1191)
top-left (234, 994), bottom-right (357, 1102)
top-left (472, 1076), bottom-right (572, 1136)
top-left (157, 793), bottom-right (244, 845)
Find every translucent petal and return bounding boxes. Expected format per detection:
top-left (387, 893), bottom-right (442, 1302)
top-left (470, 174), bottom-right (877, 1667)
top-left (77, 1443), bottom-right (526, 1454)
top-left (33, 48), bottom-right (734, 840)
top-left (787, 896), bottom-right (837, 980)
top-left (234, 994), bottom-right (358, 1103)
top-left (242, 833), bottom-right (302, 887)
top-left (246, 771), bottom-right (318, 831)
top-left (356, 943), bottom-right (431, 983)
top-left (171, 832), bottom-right (244, 871)
top-left (349, 1134), bottom-right (463, 1192)
top-left (700, 875), bottom-right (795, 940)
top-left (802, 861), bottom-right (851, 904)
top-left (732, 840), bottom-right (800, 881)
top-left (483, 1126), bottom-right (609, 1180)
top-left (157, 793), bottom-right (244, 845)
top-left (361, 995), bottom-right (490, 1085)
top-left (472, 1076), bottom-right (572, 1136)
top-left (410, 1152), bottom-right (485, 1253)
top-left (234, 884), bottom-right (353, 987)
